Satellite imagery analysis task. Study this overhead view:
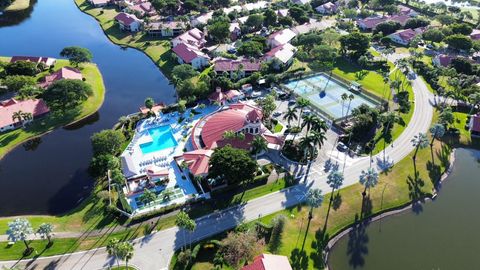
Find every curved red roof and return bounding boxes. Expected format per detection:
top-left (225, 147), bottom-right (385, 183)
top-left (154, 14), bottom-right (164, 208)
top-left (200, 108), bottom-right (247, 149)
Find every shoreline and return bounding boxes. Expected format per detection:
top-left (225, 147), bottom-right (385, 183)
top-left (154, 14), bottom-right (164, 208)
top-left (0, 61), bottom-right (106, 160)
top-left (324, 148), bottom-right (459, 270)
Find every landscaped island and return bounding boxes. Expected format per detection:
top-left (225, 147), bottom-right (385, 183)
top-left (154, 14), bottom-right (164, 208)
top-left (0, 0), bottom-right (31, 12)
top-left (0, 52), bottom-right (106, 159)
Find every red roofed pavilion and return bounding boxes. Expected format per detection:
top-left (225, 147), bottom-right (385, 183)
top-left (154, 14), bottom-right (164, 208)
top-left (242, 254), bottom-right (292, 270)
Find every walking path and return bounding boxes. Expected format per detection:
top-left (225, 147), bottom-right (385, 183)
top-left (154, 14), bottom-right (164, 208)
top-left (0, 56), bottom-right (435, 270)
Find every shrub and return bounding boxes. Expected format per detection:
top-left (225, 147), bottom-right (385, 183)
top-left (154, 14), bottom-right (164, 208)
top-left (269, 214), bottom-right (286, 252)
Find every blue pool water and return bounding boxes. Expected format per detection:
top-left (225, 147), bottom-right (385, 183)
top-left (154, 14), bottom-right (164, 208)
top-left (140, 125), bottom-right (178, 154)
top-left (284, 74), bottom-right (379, 119)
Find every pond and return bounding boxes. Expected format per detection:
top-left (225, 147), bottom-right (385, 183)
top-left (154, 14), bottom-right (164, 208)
top-left (328, 148), bottom-right (480, 270)
top-left (0, 0), bottom-right (175, 216)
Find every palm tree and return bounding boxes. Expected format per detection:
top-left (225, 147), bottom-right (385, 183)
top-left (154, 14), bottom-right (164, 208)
top-left (381, 71), bottom-right (390, 100)
top-left (223, 130), bottom-right (237, 140)
top-left (251, 136), bottom-right (268, 161)
top-left (324, 169), bottom-right (343, 231)
top-left (283, 107), bottom-right (298, 128)
top-left (429, 123), bottom-right (445, 166)
top-left (295, 97), bottom-right (310, 126)
top-left (11, 111), bottom-right (24, 127)
top-left (36, 223), bottom-right (54, 246)
top-left (117, 241), bottom-right (134, 269)
top-left (107, 238), bottom-right (122, 268)
top-left (139, 189), bottom-right (157, 207)
top-left (359, 167), bottom-right (379, 198)
top-left (21, 112), bottom-right (33, 126)
top-left (175, 211), bottom-right (196, 250)
top-left (344, 94), bottom-right (355, 118)
top-left (411, 132), bottom-right (429, 177)
top-left (380, 111), bottom-right (400, 162)
top-left (340, 93), bottom-right (348, 118)
top-left (310, 130), bottom-right (326, 151)
top-left (311, 117), bottom-right (328, 133)
top-left (299, 135), bottom-right (315, 162)
top-left (306, 188), bottom-right (323, 223)
top-left (118, 116), bottom-right (130, 130)
top-left (6, 218), bottom-right (33, 252)
top-left (144, 97), bottom-right (155, 115)
top-left (301, 114), bottom-right (316, 135)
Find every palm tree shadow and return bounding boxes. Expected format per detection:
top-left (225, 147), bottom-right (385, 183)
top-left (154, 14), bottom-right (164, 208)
top-left (332, 192), bottom-right (342, 211)
top-left (407, 172), bottom-right (425, 214)
top-left (290, 248), bottom-right (309, 270)
top-left (346, 217), bottom-right (369, 268)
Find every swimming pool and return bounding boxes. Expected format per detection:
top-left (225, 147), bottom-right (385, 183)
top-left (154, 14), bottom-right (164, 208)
top-left (284, 74), bottom-right (380, 119)
top-left (139, 125), bottom-right (178, 154)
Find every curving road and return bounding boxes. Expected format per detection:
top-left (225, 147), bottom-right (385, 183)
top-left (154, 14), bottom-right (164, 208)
top-left (0, 63), bottom-right (434, 270)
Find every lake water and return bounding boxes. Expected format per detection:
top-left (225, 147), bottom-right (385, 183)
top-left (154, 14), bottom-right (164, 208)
top-left (0, 0), bottom-right (175, 216)
top-left (328, 148), bottom-right (480, 270)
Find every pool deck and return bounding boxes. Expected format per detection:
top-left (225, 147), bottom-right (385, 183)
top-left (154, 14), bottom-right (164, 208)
top-left (120, 105), bottom-right (219, 214)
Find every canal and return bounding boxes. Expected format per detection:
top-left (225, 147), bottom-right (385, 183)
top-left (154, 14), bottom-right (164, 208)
top-left (0, 0), bottom-right (175, 216)
top-left (328, 148), bottom-right (480, 270)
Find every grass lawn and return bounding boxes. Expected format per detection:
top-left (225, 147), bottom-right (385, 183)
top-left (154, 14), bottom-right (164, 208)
top-left (74, 0), bottom-right (176, 78)
top-left (181, 126), bottom-right (454, 269)
top-left (2, 0), bottom-right (30, 11)
top-left (273, 122), bottom-right (283, 133)
top-left (0, 58), bottom-right (106, 159)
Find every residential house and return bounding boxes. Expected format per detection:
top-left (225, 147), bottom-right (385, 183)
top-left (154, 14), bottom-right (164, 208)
top-left (172, 43), bottom-right (210, 69)
top-left (0, 98), bottom-right (50, 132)
top-left (397, 4), bottom-right (418, 16)
top-left (38, 67), bottom-right (83, 88)
top-left (229, 22), bottom-right (242, 41)
top-left (190, 11), bottom-right (213, 27)
top-left (242, 254), bottom-right (293, 270)
top-left (315, 2), bottom-right (338, 14)
top-left (469, 113), bottom-right (480, 137)
top-left (264, 43), bottom-right (296, 69)
top-left (291, 0), bottom-right (311, 5)
top-left (470, 29), bottom-right (480, 40)
top-left (276, 9), bottom-right (289, 17)
top-left (114, 12), bottom-right (143, 32)
top-left (89, 0), bottom-right (110, 7)
top-left (243, 1), bottom-right (268, 11)
top-left (126, 2), bottom-right (157, 17)
top-left (171, 28), bottom-right (206, 48)
top-left (145, 21), bottom-right (185, 36)
top-left (433, 54), bottom-right (455, 67)
top-left (267, 29), bottom-right (297, 48)
top-left (208, 87), bottom-right (245, 105)
top-left (10, 56), bottom-right (57, 67)
top-left (214, 59), bottom-right (262, 78)
top-left (175, 149), bottom-right (213, 178)
top-left (387, 27), bottom-right (426, 46)
top-left (356, 14), bottom-right (410, 31)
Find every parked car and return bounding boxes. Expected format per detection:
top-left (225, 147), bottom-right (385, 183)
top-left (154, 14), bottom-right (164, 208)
top-left (288, 99), bottom-right (296, 105)
top-left (227, 47), bottom-right (237, 54)
top-left (337, 142), bottom-right (348, 152)
top-left (302, 109), bottom-right (311, 116)
top-left (273, 111), bottom-right (282, 117)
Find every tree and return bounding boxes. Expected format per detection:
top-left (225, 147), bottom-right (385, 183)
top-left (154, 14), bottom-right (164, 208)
top-left (6, 218), bottom-right (34, 252)
top-left (429, 123), bottom-right (445, 165)
top-left (309, 45), bottom-right (338, 72)
top-left (139, 189), bottom-right (157, 206)
top-left (60, 46), bottom-right (93, 67)
top-left (171, 64), bottom-right (198, 86)
top-left (306, 188), bottom-right (323, 222)
top-left (18, 85), bottom-right (42, 100)
top-left (11, 111), bottom-right (24, 127)
top-left (345, 94), bottom-right (355, 119)
top-left (107, 238), bottom-right (122, 268)
top-left (5, 61), bottom-right (38, 76)
top-left (3, 75), bottom-right (36, 92)
top-left (251, 136), bottom-right (268, 160)
top-left (411, 132), bottom-right (429, 177)
top-left (245, 14), bottom-right (264, 31)
top-left (237, 41), bottom-right (264, 57)
top-left (208, 21), bottom-right (230, 42)
top-left (263, 8), bottom-right (277, 26)
top-left (289, 5), bottom-right (308, 24)
top-left (359, 167), bottom-right (379, 198)
top-left (374, 21), bottom-right (401, 35)
top-left (439, 107), bottom-right (454, 129)
top-left (144, 97), bottom-right (154, 113)
top-left (340, 32), bottom-right (370, 58)
top-left (36, 223), bottom-right (54, 245)
top-left (208, 145), bottom-right (257, 186)
top-left (435, 14), bottom-right (455, 25)
top-left (445, 34), bottom-right (473, 51)
top-left (89, 154), bottom-right (120, 177)
top-left (295, 97), bottom-right (310, 126)
top-left (283, 107), bottom-right (298, 127)
top-left (278, 16), bottom-right (293, 27)
top-left (257, 94), bottom-right (276, 120)
top-left (175, 211), bottom-right (196, 251)
top-left (42, 79), bottom-right (92, 112)
top-left (450, 23), bottom-right (473, 35)
top-left (422, 28), bottom-right (445, 43)
top-left (220, 230), bottom-right (264, 268)
top-left (296, 32), bottom-right (323, 50)
top-left (91, 129), bottom-right (126, 156)
top-left (117, 241), bottom-right (134, 269)
top-left (404, 17), bottom-right (430, 29)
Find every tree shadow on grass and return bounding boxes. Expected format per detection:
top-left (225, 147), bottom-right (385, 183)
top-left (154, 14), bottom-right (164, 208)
top-left (290, 248), bottom-right (309, 270)
top-left (407, 172), bottom-right (426, 214)
top-left (310, 229), bottom-right (329, 269)
top-left (332, 192), bottom-right (343, 211)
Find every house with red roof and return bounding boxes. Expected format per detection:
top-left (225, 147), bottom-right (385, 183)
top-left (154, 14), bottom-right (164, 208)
top-left (264, 43), bottom-right (296, 69)
top-left (267, 29), bottom-right (297, 48)
top-left (175, 149), bottom-right (213, 178)
top-left (469, 113), bottom-right (480, 137)
top-left (38, 67), bottom-right (83, 89)
top-left (191, 102), bottom-right (284, 151)
top-left (315, 2), bottom-right (338, 14)
top-left (88, 0), bottom-right (110, 7)
top-left (214, 59), bottom-right (262, 78)
top-left (242, 254), bottom-right (292, 270)
top-left (208, 87), bottom-right (245, 105)
top-left (0, 98), bottom-right (50, 132)
top-left (114, 12), bottom-right (143, 32)
top-left (145, 21), bottom-right (186, 37)
top-left (10, 56), bottom-right (56, 67)
top-left (433, 54), bottom-right (456, 67)
top-left (126, 2), bottom-right (157, 18)
top-left (172, 43), bottom-right (210, 69)
top-left (388, 27), bottom-right (426, 46)
top-left (229, 22), bottom-right (242, 41)
top-left (171, 28), bottom-right (206, 48)
top-left (470, 29), bottom-right (480, 40)
top-left (357, 14), bottom-right (410, 31)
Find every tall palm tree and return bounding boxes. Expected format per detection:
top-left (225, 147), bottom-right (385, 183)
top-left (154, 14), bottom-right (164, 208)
top-left (21, 112), bottom-right (33, 126)
top-left (295, 97), bottom-right (310, 126)
top-left (299, 135), bottom-right (315, 162)
top-left (251, 136), bottom-right (268, 161)
top-left (359, 167), bottom-right (379, 198)
top-left (411, 132), bottom-right (429, 177)
top-left (283, 107), bottom-right (298, 128)
top-left (310, 130), bottom-right (326, 151)
top-left (429, 123), bottom-right (445, 166)
top-left (306, 188), bottom-right (323, 222)
top-left (175, 211), bottom-right (195, 251)
top-left (311, 117), bottom-right (328, 133)
top-left (144, 97), bottom-right (155, 115)
top-left (380, 111), bottom-right (400, 162)
top-left (344, 94), bottom-right (355, 118)
top-left (301, 114), bottom-right (317, 135)
top-left (381, 71), bottom-right (390, 100)
top-left (340, 93), bottom-right (348, 118)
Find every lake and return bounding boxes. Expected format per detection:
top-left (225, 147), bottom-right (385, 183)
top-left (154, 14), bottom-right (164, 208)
top-left (328, 148), bottom-right (480, 270)
top-left (0, 0), bottom-right (175, 216)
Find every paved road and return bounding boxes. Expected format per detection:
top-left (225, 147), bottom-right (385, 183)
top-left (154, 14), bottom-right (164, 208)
top-left (0, 66), bottom-right (434, 270)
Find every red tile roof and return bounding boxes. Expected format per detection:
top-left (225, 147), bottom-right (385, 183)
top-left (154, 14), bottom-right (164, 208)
top-left (357, 14), bottom-right (410, 29)
top-left (242, 254), bottom-right (292, 270)
top-left (39, 67), bottom-right (82, 88)
top-left (172, 43), bottom-right (208, 63)
top-left (246, 108), bottom-right (262, 122)
top-left (0, 98), bottom-right (50, 128)
top-left (115, 12), bottom-right (140, 26)
top-left (200, 107), bottom-right (250, 149)
top-left (181, 149), bottom-right (213, 176)
top-left (10, 56), bottom-right (56, 66)
top-left (214, 59), bottom-right (262, 72)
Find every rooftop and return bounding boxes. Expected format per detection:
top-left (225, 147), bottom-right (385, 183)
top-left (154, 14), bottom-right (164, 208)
top-left (0, 98), bottom-right (50, 128)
